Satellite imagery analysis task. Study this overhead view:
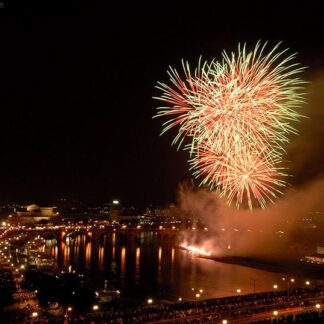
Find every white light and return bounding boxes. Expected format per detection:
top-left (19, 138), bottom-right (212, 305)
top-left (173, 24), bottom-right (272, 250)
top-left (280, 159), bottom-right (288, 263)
top-left (316, 304), bottom-right (321, 309)
top-left (147, 298), bottom-right (153, 304)
top-left (180, 243), bottom-right (211, 257)
top-left (222, 320), bottom-right (228, 324)
top-left (273, 310), bottom-right (278, 316)
top-left (112, 200), bottom-right (119, 205)
top-left (236, 289), bottom-right (241, 293)
top-left (31, 312), bottom-right (38, 318)
top-left (92, 305), bottom-right (99, 311)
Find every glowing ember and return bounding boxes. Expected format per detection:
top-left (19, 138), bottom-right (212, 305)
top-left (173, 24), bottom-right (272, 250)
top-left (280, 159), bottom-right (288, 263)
top-left (180, 243), bottom-right (211, 256)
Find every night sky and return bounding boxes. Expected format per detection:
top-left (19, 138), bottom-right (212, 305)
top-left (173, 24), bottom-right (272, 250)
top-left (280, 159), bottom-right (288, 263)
top-left (0, 3), bottom-right (323, 205)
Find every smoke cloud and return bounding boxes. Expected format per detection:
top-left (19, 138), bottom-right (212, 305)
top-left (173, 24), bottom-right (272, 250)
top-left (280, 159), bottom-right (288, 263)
top-left (175, 71), bottom-right (324, 261)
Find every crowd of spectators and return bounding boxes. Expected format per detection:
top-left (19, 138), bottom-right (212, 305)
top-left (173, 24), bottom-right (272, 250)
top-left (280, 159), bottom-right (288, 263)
top-left (1, 285), bottom-right (324, 323)
top-left (81, 286), bottom-right (324, 323)
top-left (255, 310), bottom-right (324, 323)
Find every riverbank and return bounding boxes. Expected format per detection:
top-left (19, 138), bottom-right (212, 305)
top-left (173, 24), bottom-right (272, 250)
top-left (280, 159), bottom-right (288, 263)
top-left (206, 255), bottom-right (324, 278)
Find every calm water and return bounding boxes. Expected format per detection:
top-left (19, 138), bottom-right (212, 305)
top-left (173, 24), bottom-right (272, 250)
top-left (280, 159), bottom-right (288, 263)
top-left (44, 231), bottom-right (299, 302)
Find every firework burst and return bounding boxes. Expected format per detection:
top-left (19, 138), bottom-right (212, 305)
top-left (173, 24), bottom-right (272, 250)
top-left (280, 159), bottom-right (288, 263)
top-left (154, 42), bottom-right (306, 209)
top-left (190, 144), bottom-right (286, 209)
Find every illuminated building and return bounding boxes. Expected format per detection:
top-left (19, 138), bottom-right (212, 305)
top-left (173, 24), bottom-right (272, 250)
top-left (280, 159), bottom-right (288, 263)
top-left (10, 204), bottom-right (59, 224)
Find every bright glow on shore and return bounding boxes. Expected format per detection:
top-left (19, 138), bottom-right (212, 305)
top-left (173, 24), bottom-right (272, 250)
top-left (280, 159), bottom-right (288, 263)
top-left (180, 243), bottom-right (211, 256)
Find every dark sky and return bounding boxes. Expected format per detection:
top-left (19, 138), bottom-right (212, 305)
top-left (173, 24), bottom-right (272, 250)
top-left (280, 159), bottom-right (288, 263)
top-left (0, 2), bottom-right (323, 205)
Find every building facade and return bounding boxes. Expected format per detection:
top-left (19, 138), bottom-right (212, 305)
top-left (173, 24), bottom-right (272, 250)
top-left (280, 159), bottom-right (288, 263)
top-left (10, 204), bottom-right (59, 224)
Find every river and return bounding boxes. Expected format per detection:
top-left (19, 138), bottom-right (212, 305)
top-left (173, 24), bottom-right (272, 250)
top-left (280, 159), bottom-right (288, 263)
top-left (42, 231), bottom-right (310, 302)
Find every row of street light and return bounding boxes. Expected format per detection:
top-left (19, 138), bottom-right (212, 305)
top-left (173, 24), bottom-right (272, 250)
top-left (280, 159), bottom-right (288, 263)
top-left (235, 277), bottom-right (313, 296)
top-left (145, 278), bottom-right (313, 306)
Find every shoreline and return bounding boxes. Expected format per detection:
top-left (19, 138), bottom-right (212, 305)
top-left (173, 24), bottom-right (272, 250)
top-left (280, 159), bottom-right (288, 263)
top-left (204, 255), bottom-right (324, 278)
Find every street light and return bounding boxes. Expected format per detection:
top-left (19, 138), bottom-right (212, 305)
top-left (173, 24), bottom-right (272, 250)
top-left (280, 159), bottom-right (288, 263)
top-left (236, 288), bottom-right (241, 294)
top-left (273, 310), bottom-right (278, 316)
top-left (65, 306), bottom-right (72, 318)
top-left (195, 293), bottom-right (200, 313)
top-left (147, 298), bottom-right (153, 304)
top-left (222, 320), bottom-right (228, 324)
top-left (178, 297), bottom-right (182, 302)
top-left (316, 303), bottom-right (321, 309)
top-left (251, 278), bottom-right (258, 294)
top-left (92, 305), bottom-right (99, 311)
top-left (283, 277), bottom-right (294, 298)
top-left (31, 312), bottom-right (38, 318)
top-left (305, 280), bottom-right (310, 286)
top-left (273, 284), bottom-right (278, 289)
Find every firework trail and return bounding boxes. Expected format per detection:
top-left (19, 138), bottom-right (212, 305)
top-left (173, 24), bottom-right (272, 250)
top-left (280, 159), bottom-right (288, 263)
top-left (154, 42), bottom-right (306, 209)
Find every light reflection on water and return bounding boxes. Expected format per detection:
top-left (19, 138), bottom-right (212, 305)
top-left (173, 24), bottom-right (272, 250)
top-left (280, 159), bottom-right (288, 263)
top-left (135, 247), bottom-right (140, 284)
top-left (98, 246), bottom-right (104, 272)
top-left (85, 242), bottom-right (92, 269)
top-left (121, 246), bottom-right (126, 279)
top-left (45, 231), bottom-right (298, 301)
